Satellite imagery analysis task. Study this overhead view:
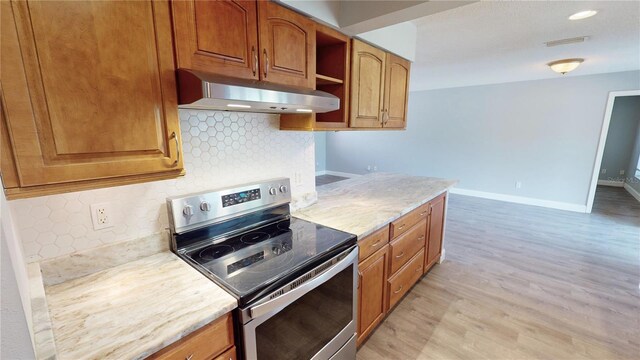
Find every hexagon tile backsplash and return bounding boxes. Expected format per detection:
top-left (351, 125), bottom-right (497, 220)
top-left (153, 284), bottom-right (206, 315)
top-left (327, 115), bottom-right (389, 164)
top-left (9, 111), bottom-right (316, 262)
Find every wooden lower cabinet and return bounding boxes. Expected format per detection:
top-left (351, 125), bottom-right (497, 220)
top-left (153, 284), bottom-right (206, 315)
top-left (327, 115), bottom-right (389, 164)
top-left (357, 192), bottom-right (448, 347)
top-left (387, 249), bottom-right (425, 309)
top-left (357, 244), bottom-right (389, 346)
top-left (425, 193), bottom-right (447, 272)
top-left (148, 313), bottom-right (234, 360)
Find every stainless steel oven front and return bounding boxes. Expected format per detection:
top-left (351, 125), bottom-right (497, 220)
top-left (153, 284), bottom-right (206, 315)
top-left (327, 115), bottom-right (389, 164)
top-left (239, 246), bottom-right (358, 360)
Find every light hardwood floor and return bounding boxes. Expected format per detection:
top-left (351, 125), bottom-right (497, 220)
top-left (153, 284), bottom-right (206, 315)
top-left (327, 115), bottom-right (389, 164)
top-left (357, 186), bottom-right (640, 360)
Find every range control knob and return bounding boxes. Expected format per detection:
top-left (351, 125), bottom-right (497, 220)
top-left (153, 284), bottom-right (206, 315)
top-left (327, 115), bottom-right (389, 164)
top-left (279, 185), bottom-right (288, 193)
top-left (200, 201), bottom-right (211, 212)
top-left (183, 205), bottom-right (194, 217)
top-left (268, 187), bottom-right (277, 196)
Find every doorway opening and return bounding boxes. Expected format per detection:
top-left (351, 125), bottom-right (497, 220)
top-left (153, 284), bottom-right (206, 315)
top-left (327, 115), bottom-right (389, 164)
top-left (587, 90), bottom-right (640, 213)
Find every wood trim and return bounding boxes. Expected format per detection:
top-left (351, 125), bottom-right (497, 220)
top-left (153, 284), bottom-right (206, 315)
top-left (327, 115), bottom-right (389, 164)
top-left (0, 83), bottom-right (20, 189)
top-left (4, 169), bottom-right (185, 200)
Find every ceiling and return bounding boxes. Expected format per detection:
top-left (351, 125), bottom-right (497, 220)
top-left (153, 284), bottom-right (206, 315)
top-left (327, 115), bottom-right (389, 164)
top-left (410, 1), bottom-right (640, 91)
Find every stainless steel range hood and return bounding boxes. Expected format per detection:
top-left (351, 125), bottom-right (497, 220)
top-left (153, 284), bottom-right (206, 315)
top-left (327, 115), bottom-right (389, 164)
top-left (176, 69), bottom-right (339, 114)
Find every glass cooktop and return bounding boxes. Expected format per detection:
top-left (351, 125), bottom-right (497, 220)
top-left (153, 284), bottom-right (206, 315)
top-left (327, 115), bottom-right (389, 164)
top-left (184, 217), bottom-right (356, 304)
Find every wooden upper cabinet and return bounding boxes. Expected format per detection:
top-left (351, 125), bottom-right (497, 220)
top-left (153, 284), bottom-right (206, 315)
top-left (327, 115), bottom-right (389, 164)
top-left (257, 1), bottom-right (315, 89)
top-left (171, 0), bottom-right (259, 80)
top-left (383, 54), bottom-right (411, 129)
top-left (1, 0), bottom-right (183, 198)
top-left (350, 40), bottom-right (386, 128)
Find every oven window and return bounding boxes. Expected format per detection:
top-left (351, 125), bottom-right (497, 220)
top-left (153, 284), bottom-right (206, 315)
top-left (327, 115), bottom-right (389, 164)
top-left (255, 264), bottom-right (353, 360)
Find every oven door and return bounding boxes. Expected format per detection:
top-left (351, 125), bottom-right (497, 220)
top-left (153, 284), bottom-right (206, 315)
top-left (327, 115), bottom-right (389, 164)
top-left (241, 246), bottom-right (358, 360)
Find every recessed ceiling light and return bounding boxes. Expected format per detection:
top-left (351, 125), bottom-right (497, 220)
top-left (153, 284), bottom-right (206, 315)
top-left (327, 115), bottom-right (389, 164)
top-left (569, 10), bottom-right (598, 20)
top-left (547, 58), bottom-right (584, 74)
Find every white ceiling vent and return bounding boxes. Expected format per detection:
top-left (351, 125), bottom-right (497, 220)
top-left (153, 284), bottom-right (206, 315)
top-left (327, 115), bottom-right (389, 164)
top-left (545, 36), bottom-right (590, 47)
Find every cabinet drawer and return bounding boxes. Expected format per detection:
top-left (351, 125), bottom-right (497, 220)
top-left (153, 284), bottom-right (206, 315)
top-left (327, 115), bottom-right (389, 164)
top-left (389, 219), bottom-right (426, 275)
top-left (390, 203), bottom-right (430, 239)
top-left (149, 313), bottom-right (233, 360)
top-left (387, 249), bottom-right (425, 310)
top-left (358, 226), bottom-right (390, 261)
top-left (213, 346), bottom-right (236, 360)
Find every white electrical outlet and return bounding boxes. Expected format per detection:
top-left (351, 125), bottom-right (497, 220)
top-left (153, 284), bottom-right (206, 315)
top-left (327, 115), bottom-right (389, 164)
top-left (90, 202), bottom-right (113, 230)
top-left (294, 172), bottom-right (303, 186)
top-left (619, 170), bottom-right (625, 175)
top-left (366, 165), bottom-right (371, 171)
top-left (515, 181), bottom-right (522, 189)
top-left (373, 165), bottom-right (378, 171)
top-left (601, 169), bottom-right (607, 174)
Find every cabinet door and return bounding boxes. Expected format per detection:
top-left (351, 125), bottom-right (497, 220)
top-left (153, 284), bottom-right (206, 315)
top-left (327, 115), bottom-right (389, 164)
top-left (350, 40), bottom-right (386, 128)
top-left (426, 193), bottom-right (446, 270)
top-left (383, 53), bottom-right (411, 128)
top-left (1, 1), bottom-right (182, 194)
top-left (172, 0), bottom-right (259, 80)
top-left (357, 244), bottom-right (389, 346)
top-left (257, 1), bottom-right (315, 89)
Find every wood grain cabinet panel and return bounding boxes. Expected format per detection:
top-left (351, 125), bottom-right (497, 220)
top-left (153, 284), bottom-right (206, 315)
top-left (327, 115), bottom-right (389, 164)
top-left (387, 249), bottom-right (424, 310)
top-left (257, 1), bottom-right (315, 89)
top-left (357, 245), bottom-right (389, 346)
top-left (148, 313), bottom-right (234, 360)
top-left (425, 193), bottom-right (447, 271)
top-left (171, 0), bottom-right (259, 80)
top-left (358, 226), bottom-right (389, 262)
top-left (389, 203), bottom-right (430, 239)
top-left (382, 53), bottom-right (411, 129)
top-left (350, 40), bottom-right (386, 128)
top-left (1, 0), bottom-right (183, 197)
top-left (389, 219), bottom-right (426, 275)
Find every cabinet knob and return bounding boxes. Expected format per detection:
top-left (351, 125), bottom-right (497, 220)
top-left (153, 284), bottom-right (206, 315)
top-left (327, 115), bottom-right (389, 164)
top-left (186, 354), bottom-right (193, 360)
top-left (393, 285), bottom-right (403, 294)
top-left (395, 251), bottom-right (405, 259)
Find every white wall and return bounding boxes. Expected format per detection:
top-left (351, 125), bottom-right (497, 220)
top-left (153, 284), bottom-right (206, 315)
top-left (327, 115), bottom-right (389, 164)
top-left (626, 118), bottom-right (640, 194)
top-left (1, 193), bottom-right (36, 358)
top-left (325, 70), bottom-right (640, 208)
top-left (357, 22), bottom-right (417, 61)
top-left (599, 96), bottom-right (640, 182)
top-left (8, 111), bottom-right (316, 262)
top-left (314, 132), bottom-right (327, 173)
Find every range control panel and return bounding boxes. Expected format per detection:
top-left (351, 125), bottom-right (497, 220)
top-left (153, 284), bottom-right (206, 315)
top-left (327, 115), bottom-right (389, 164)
top-left (167, 178), bottom-right (291, 234)
top-left (222, 188), bottom-right (261, 208)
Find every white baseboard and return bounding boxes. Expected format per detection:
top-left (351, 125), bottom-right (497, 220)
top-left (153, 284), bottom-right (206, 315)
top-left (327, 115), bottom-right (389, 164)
top-left (624, 183), bottom-right (640, 203)
top-left (597, 179), bottom-right (625, 187)
top-left (315, 170), bottom-right (326, 176)
top-left (449, 188), bottom-right (587, 213)
top-left (323, 171), bottom-right (361, 178)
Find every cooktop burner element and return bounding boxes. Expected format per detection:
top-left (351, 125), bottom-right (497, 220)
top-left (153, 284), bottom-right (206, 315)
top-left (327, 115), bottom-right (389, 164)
top-left (197, 244), bottom-right (234, 261)
top-left (240, 231), bottom-right (270, 244)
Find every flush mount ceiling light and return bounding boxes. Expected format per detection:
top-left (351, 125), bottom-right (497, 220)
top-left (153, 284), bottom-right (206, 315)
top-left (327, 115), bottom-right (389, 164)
top-left (547, 58), bottom-right (584, 74)
top-left (569, 10), bottom-right (598, 20)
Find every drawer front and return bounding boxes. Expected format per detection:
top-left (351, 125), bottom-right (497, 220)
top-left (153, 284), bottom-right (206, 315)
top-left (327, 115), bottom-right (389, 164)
top-left (389, 219), bottom-right (426, 274)
top-left (387, 249), bottom-right (425, 309)
top-left (213, 346), bottom-right (236, 360)
top-left (149, 313), bottom-right (233, 360)
top-left (358, 226), bottom-right (390, 261)
top-left (390, 203), bottom-right (430, 239)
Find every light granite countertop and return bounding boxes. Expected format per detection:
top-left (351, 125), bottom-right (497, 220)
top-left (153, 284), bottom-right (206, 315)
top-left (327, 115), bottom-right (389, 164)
top-left (293, 173), bottom-right (457, 238)
top-left (29, 234), bottom-right (237, 360)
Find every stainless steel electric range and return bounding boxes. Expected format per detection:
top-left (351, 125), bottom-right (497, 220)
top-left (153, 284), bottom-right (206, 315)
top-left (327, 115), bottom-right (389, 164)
top-left (167, 178), bottom-right (358, 360)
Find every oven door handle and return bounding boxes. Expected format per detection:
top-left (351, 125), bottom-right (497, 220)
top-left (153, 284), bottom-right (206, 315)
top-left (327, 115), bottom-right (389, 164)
top-left (248, 246), bottom-right (358, 320)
